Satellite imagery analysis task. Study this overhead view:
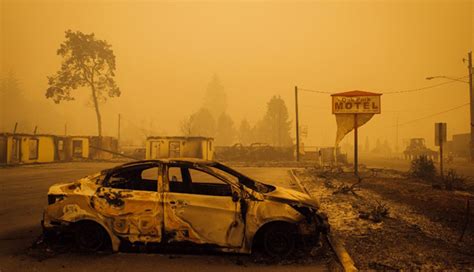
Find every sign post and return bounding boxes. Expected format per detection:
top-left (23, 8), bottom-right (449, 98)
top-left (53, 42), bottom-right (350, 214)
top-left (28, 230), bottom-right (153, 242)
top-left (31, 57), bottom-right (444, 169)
top-left (354, 114), bottom-right (359, 176)
top-left (332, 91), bottom-right (382, 176)
top-left (435, 122), bottom-right (447, 178)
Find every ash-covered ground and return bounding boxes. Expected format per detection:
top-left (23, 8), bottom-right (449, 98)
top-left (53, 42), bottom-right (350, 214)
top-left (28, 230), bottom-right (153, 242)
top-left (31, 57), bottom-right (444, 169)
top-left (295, 166), bottom-right (474, 270)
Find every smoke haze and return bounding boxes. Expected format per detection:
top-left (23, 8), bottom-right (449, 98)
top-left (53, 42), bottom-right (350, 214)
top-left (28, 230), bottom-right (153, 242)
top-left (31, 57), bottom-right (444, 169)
top-left (1, 0), bottom-right (473, 149)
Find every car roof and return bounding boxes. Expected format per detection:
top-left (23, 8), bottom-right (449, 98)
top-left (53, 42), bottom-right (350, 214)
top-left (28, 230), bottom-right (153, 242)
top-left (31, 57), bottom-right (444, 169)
top-left (116, 158), bottom-right (216, 169)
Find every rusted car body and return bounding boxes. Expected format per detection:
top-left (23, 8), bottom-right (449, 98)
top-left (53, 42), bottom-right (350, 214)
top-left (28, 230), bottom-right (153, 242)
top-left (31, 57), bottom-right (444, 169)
top-left (42, 159), bottom-right (328, 256)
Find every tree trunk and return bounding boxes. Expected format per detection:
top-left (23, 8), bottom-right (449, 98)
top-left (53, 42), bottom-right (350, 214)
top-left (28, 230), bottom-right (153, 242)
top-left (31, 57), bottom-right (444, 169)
top-left (91, 84), bottom-right (102, 137)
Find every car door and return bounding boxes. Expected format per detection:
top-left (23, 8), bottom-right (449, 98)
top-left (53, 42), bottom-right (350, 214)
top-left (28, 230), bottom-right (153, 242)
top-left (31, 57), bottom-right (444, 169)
top-left (163, 164), bottom-right (245, 248)
top-left (91, 163), bottom-right (163, 243)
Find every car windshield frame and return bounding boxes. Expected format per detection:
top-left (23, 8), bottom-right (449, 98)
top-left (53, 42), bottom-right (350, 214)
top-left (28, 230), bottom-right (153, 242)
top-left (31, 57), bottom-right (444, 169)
top-left (210, 162), bottom-right (275, 193)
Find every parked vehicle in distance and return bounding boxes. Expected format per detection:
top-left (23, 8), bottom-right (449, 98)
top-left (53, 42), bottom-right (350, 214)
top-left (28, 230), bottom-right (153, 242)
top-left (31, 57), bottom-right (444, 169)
top-left (42, 159), bottom-right (329, 257)
top-left (404, 138), bottom-right (438, 161)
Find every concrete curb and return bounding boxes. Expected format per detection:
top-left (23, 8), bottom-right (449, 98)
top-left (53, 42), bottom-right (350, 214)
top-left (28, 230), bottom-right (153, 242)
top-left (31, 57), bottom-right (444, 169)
top-left (289, 169), bottom-right (358, 272)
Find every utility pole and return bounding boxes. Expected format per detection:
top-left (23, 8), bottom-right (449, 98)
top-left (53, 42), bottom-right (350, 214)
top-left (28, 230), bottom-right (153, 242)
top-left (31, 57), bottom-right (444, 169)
top-left (468, 51), bottom-right (474, 162)
top-left (436, 123), bottom-right (447, 178)
top-left (295, 86), bottom-right (300, 162)
top-left (395, 115), bottom-right (399, 154)
top-left (118, 114), bottom-right (121, 146)
top-left (13, 122), bottom-right (18, 134)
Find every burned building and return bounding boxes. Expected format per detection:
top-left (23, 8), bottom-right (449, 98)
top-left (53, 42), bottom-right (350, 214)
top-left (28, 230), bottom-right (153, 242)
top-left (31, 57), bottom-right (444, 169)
top-left (0, 133), bottom-right (118, 165)
top-left (145, 136), bottom-right (214, 160)
top-left (0, 133), bottom-right (57, 165)
top-left (444, 133), bottom-right (471, 158)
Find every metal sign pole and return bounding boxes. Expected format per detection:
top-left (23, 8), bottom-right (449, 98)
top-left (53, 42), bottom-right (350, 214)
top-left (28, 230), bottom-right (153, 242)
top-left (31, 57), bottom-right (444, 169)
top-left (354, 113), bottom-right (358, 176)
top-left (439, 124), bottom-right (444, 178)
top-left (331, 91), bottom-right (382, 176)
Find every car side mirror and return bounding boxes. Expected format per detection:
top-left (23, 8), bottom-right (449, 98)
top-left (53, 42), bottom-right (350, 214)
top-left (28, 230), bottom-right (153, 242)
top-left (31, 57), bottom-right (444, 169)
top-left (232, 191), bottom-right (240, 202)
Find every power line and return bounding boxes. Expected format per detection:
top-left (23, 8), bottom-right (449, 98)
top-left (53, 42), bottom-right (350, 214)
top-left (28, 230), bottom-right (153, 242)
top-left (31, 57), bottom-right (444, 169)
top-left (297, 76), bottom-right (468, 96)
top-left (396, 103), bottom-right (469, 127)
top-left (298, 88), bottom-right (333, 94)
top-left (383, 76), bottom-right (468, 95)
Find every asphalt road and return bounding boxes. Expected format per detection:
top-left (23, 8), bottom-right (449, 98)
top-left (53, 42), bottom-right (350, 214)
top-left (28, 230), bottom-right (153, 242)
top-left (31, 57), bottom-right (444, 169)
top-left (0, 162), bottom-right (327, 272)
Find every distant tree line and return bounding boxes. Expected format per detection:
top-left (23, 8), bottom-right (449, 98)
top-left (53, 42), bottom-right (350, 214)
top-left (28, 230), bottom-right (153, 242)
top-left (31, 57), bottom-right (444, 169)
top-left (180, 75), bottom-right (293, 147)
top-left (0, 71), bottom-right (30, 132)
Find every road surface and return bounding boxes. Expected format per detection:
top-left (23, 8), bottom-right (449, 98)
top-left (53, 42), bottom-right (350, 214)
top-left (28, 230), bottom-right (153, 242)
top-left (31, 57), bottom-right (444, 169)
top-left (0, 162), bottom-right (327, 272)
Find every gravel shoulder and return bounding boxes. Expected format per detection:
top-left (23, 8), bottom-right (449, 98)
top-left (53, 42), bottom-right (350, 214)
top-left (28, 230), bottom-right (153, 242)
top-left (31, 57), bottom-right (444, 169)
top-left (295, 167), bottom-right (474, 270)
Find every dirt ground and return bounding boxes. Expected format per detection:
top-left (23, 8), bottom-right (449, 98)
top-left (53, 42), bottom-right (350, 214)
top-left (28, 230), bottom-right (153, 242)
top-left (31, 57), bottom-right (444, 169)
top-left (295, 167), bottom-right (474, 270)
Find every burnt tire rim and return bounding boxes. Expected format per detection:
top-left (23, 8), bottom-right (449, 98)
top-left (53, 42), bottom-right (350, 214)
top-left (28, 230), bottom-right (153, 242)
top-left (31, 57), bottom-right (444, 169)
top-left (76, 223), bottom-right (105, 251)
top-left (263, 229), bottom-right (295, 257)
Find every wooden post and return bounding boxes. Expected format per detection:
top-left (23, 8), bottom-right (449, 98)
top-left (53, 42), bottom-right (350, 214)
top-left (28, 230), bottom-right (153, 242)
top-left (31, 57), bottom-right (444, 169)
top-left (354, 114), bottom-right (358, 176)
top-left (468, 51), bottom-right (473, 162)
top-left (118, 114), bottom-right (121, 145)
top-left (295, 86), bottom-right (300, 162)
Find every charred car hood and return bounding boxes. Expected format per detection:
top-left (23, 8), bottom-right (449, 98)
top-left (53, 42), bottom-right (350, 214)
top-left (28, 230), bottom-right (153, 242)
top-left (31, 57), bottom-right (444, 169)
top-left (263, 186), bottom-right (319, 209)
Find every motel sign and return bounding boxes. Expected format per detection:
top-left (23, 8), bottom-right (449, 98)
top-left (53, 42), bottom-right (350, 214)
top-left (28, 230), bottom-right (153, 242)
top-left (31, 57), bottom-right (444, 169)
top-left (332, 93), bottom-right (381, 114)
top-left (331, 90), bottom-right (382, 176)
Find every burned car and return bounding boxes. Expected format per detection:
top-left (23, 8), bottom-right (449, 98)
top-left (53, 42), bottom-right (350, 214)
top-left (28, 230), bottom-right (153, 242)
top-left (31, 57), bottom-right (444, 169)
top-left (42, 159), bottom-right (329, 257)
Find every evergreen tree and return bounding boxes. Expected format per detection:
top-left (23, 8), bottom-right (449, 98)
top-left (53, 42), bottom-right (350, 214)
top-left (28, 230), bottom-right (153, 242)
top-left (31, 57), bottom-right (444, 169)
top-left (187, 108), bottom-right (216, 137)
top-left (203, 74), bottom-right (227, 120)
top-left (238, 119), bottom-right (252, 145)
top-left (0, 71), bottom-right (29, 131)
top-left (215, 113), bottom-right (235, 146)
top-left (258, 96), bottom-right (293, 146)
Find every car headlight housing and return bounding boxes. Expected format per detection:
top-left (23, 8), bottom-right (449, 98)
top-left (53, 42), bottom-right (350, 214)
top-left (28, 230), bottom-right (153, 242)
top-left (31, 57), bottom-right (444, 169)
top-left (48, 194), bottom-right (65, 205)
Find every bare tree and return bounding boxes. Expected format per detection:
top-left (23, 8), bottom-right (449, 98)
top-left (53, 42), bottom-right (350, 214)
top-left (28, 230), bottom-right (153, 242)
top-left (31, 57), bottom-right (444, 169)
top-left (46, 30), bottom-right (120, 136)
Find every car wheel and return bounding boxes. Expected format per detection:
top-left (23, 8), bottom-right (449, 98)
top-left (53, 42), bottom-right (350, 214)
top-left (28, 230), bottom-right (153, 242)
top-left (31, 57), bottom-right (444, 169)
top-left (74, 221), bottom-right (107, 252)
top-left (262, 223), bottom-right (296, 258)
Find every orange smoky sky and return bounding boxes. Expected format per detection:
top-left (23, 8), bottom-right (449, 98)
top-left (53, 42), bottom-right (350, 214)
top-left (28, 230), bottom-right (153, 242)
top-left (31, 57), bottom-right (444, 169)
top-left (1, 0), bottom-right (473, 148)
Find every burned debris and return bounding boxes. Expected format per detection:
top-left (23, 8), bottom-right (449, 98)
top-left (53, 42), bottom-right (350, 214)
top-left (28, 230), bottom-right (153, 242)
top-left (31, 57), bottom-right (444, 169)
top-left (294, 164), bottom-right (474, 270)
top-left (332, 177), bottom-right (362, 195)
top-left (358, 200), bottom-right (390, 223)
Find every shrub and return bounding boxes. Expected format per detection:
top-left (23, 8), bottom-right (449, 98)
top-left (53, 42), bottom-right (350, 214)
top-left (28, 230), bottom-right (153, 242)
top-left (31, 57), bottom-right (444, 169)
top-left (409, 155), bottom-right (436, 180)
top-left (443, 169), bottom-right (466, 190)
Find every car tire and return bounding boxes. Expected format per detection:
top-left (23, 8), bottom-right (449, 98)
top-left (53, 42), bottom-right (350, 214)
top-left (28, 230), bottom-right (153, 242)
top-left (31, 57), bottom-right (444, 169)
top-left (74, 221), bottom-right (108, 252)
top-left (262, 223), bottom-right (296, 258)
